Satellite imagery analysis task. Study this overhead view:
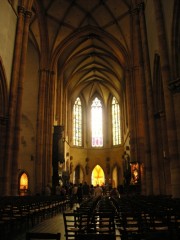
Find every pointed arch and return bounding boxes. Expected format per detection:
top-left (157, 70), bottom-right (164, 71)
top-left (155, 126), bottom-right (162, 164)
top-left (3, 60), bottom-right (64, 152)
top-left (0, 58), bottom-right (8, 117)
top-left (91, 96), bottom-right (103, 147)
top-left (0, 59), bottom-right (8, 195)
top-left (73, 164), bottom-right (84, 184)
top-left (91, 164), bottom-right (105, 186)
top-left (18, 170), bottom-right (30, 196)
top-left (112, 164), bottom-right (121, 188)
top-left (73, 97), bottom-right (82, 146)
top-left (112, 96), bottom-right (121, 145)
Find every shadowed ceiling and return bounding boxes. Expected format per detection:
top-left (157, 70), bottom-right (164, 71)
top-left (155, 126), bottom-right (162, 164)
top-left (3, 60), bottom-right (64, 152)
top-left (30, 0), bottom-right (134, 103)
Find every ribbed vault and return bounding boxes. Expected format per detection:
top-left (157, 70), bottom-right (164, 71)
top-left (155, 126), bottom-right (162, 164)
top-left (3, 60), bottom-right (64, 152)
top-left (30, 0), bottom-right (133, 111)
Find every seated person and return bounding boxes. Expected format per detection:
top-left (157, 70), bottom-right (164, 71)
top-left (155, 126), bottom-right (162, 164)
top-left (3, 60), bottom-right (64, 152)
top-left (110, 187), bottom-right (120, 198)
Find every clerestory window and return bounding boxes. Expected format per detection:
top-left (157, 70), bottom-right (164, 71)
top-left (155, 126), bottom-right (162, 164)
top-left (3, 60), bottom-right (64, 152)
top-left (91, 97), bottom-right (103, 147)
top-left (112, 96), bottom-right (121, 145)
top-left (73, 97), bottom-right (82, 146)
top-left (72, 96), bottom-right (121, 147)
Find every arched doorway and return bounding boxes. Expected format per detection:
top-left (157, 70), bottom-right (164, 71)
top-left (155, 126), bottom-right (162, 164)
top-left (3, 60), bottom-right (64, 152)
top-left (91, 165), bottom-right (105, 186)
top-left (73, 165), bottom-right (83, 184)
top-left (112, 166), bottom-right (118, 188)
top-left (19, 172), bottom-right (29, 196)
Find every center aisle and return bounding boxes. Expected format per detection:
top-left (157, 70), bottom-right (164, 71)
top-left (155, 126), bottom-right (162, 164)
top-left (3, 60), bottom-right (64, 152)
top-left (13, 201), bottom-right (121, 240)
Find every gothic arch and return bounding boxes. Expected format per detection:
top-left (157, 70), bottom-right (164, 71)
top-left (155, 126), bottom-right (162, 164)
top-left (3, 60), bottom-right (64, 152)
top-left (0, 58), bottom-right (8, 117)
top-left (73, 164), bottom-right (84, 184)
top-left (0, 58), bottom-right (8, 195)
top-left (111, 163), bottom-right (122, 187)
top-left (18, 170), bottom-right (30, 196)
top-left (91, 164), bottom-right (105, 186)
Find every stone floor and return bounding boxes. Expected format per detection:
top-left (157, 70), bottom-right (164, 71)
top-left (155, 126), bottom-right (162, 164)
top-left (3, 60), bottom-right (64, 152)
top-left (12, 204), bottom-right (78, 240)
top-left (13, 212), bottom-right (66, 240)
top-left (11, 203), bottom-right (121, 240)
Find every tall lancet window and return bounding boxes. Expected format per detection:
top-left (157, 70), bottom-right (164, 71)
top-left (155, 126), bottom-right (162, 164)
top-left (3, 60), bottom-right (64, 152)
top-left (73, 97), bottom-right (82, 146)
top-left (91, 97), bottom-right (103, 147)
top-left (112, 97), bottom-right (121, 145)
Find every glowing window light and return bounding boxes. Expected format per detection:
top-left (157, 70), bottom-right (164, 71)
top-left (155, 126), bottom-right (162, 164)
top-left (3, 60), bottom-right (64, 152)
top-left (73, 97), bottom-right (82, 146)
top-left (91, 165), bottom-right (105, 186)
top-left (20, 173), bottom-right (28, 190)
top-left (91, 97), bottom-right (103, 147)
top-left (112, 97), bottom-right (121, 145)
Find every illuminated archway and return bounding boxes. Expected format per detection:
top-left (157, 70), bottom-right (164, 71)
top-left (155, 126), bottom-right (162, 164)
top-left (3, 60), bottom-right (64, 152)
top-left (73, 165), bottom-right (84, 184)
top-left (112, 166), bottom-right (118, 188)
top-left (19, 172), bottom-right (29, 195)
top-left (20, 172), bottom-right (28, 190)
top-left (91, 165), bottom-right (105, 186)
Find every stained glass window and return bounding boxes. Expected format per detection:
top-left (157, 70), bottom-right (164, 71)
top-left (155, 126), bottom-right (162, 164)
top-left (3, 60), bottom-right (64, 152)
top-left (73, 97), bottom-right (82, 146)
top-left (91, 97), bottom-right (103, 147)
top-left (91, 165), bottom-right (105, 186)
top-left (112, 97), bottom-right (121, 145)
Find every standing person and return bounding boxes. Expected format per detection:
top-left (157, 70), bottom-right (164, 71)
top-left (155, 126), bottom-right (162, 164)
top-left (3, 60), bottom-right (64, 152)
top-left (77, 183), bottom-right (83, 204)
top-left (60, 185), bottom-right (67, 199)
top-left (55, 184), bottom-right (61, 195)
top-left (110, 187), bottom-right (120, 198)
top-left (90, 184), bottom-right (94, 196)
top-left (94, 184), bottom-right (103, 197)
top-left (70, 183), bottom-right (78, 209)
top-left (82, 181), bottom-right (90, 199)
top-left (45, 184), bottom-right (51, 196)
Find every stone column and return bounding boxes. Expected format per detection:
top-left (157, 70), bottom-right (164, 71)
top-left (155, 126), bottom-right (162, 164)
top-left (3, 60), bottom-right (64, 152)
top-left (36, 69), bottom-right (55, 194)
top-left (153, 0), bottom-right (180, 197)
top-left (49, 72), bottom-right (56, 183)
top-left (138, 2), bottom-right (158, 195)
top-left (35, 69), bottom-right (47, 194)
top-left (125, 69), bottom-right (137, 162)
top-left (4, 6), bottom-right (26, 195)
top-left (169, 78), bottom-right (180, 176)
top-left (52, 125), bottom-right (64, 193)
top-left (0, 117), bottom-right (8, 195)
top-left (44, 70), bottom-right (55, 188)
top-left (11, 9), bottom-right (32, 196)
top-left (130, 3), bottom-right (153, 195)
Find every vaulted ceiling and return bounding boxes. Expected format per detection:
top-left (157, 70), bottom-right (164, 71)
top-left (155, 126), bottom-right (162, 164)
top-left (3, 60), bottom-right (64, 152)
top-left (30, 0), bottom-right (134, 103)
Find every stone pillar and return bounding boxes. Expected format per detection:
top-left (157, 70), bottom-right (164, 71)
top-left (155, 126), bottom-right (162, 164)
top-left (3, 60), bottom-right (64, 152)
top-left (130, 3), bottom-right (154, 195)
top-left (52, 125), bottom-right (64, 193)
top-left (11, 9), bottom-right (32, 196)
top-left (4, 6), bottom-right (26, 195)
top-left (169, 78), bottom-right (180, 175)
top-left (125, 70), bottom-right (137, 162)
top-left (0, 117), bottom-right (8, 195)
top-left (44, 70), bottom-right (55, 188)
top-left (153, 0), bottom-right (180, 197)
top-left (36, 69), bottom-right (55, 194)
top-left (35, 69), bottom-right (48, 194)
top-left (138, 2), bottom-right (159, 195)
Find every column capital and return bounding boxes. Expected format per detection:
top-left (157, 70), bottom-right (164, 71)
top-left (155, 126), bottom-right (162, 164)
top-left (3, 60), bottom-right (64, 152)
top-left (126, 63), bottom-right (144, 72)
top-left (18, 6), bottom-right (25, 15)
top-left (25, 10), bottom-right (32, 19)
